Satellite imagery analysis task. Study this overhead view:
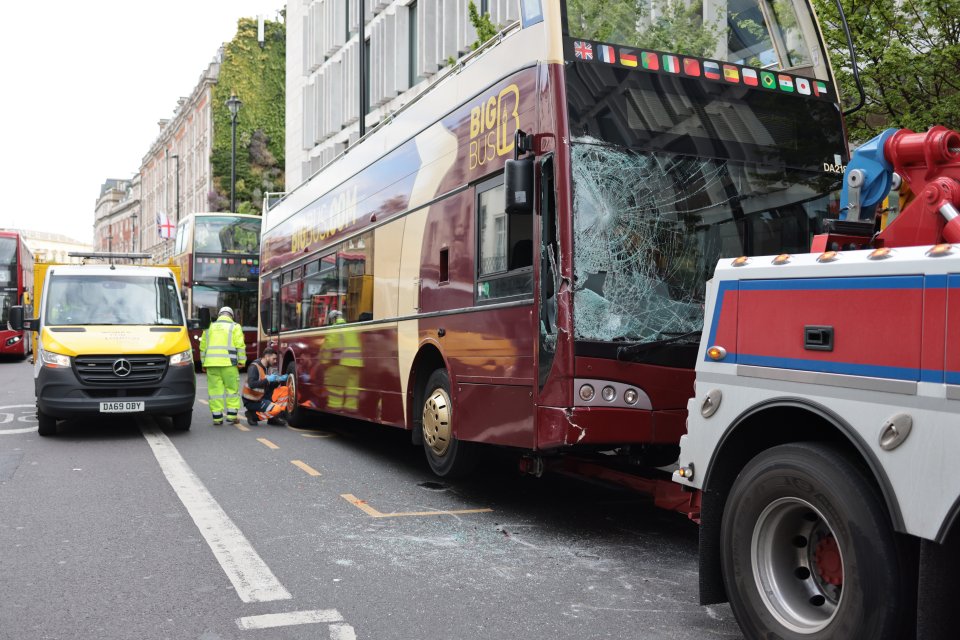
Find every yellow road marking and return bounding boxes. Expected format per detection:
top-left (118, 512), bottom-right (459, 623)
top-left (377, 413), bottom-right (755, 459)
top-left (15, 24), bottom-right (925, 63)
top-left (290, 460), bottom-right (321, 476)
top-left (340, 494), bottom-right (493, 519)
top-left (199, 399), bottom-right (209, 405)
top-left (234, 423), bottom-right (250, 432)
top-left (301, 433), bottom-right (334, 439)
top-left (286, 426), bottom-right (335, 437)
top-left (257, 438), bottom-right (279, 450)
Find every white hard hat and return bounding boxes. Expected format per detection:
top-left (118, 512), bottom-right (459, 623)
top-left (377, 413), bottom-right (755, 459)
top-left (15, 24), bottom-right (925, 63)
top-left (218, 306), bottom-right (234, 317)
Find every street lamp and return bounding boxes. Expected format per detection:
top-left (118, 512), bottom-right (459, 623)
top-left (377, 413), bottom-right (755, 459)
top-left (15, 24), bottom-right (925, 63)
top-left (226, 93), bottom-right (242, 212)
top-left (132, 212), bottom-right (138, 252)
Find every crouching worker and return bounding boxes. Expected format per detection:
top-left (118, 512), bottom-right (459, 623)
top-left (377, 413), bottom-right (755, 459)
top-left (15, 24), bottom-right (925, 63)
top-left (242, 346), bottom-right (290, 426)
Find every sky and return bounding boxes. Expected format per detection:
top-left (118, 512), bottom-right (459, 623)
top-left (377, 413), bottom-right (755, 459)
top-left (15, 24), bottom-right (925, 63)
top-left (0, 1), bottom-right (285, 244)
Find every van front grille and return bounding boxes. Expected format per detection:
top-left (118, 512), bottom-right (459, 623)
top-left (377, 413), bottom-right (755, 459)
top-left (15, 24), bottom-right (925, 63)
top-left (73, 355), bottom-right (167, 385)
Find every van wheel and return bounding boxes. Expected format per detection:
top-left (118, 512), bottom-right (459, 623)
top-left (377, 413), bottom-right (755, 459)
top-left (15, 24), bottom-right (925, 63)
top-left (172, 411), bottom-right (192, 431)
top-left (421, 368), bottom-right (476, 478)
top-left (721, 443), bottom-right (908, 640)
top-left (284, 362), bottom-right (308, 427)
top-left (37, 410), bottom-right (56, 437)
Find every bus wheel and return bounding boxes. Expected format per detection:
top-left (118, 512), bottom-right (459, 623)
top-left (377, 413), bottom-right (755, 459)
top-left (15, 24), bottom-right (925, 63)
top-left (721, 443), bottom-right (906, 640)
top-left (421, 368), bottom-right (476, 478)
top-left (284, 362), bottom-right (307, 428)
top-left (37, 410), bottom-right (56, 437)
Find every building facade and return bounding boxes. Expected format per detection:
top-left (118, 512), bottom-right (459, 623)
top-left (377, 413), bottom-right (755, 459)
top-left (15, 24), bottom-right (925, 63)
top-left (140, 55), bottom-right (220, 261)
top-left (285, 0), bottom-right (520, 189)
top-left (93, 176), bottom-right (141, 254)
top-left (19, 230), bottom-right (92, 264)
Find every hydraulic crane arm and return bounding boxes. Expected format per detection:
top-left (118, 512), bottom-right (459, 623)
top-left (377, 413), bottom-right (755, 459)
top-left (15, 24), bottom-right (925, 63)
top-left (834, 126), bottom-right (960, 249)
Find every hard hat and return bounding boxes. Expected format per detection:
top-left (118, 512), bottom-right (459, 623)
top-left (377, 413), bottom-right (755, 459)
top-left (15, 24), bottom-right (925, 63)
top-left (328, 309), bottom-right (342, 322)
top-left (218, 306), bottom-right (234, 318)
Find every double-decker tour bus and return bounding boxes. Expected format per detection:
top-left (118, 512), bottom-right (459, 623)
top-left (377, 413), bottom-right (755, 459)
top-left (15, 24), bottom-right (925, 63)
top-left (260, 0), bottom-right (846, 479)
top-left (0, 230), bottom-right (35, 358)
top-left (172, 213), bottom-right (262, 367)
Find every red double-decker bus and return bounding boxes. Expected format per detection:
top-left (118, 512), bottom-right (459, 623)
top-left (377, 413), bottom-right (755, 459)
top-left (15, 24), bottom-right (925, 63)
top-left (0, 230), bottom-right (34, 358)
top-left (260, 0), bottom-right (846, 478)
top-left (172, 213), bottom-right (261, 367)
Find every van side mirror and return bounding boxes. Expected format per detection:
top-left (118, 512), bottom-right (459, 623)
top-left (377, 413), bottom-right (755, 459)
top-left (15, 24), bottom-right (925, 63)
top-left (9, 306), bottom-right (37, 331)
top-left (198, 308), bottom-right (211, 330)
top-left (505, 157), bottom-right (534, 214)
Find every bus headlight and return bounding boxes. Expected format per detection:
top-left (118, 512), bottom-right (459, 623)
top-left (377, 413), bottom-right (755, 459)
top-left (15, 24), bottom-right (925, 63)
top-left (601, 386), bottom-right (617, 402)
top-left (578, 384), bottom-right (595, 401)
top-left (5, 336), bottom-right (22, 346)
top-left (169, 350), bottom-right (193, 366)
top-left (40, 349), bottom-right (71, 368)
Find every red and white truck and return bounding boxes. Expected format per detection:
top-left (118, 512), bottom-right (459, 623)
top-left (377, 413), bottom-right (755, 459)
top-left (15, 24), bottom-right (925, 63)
top-left (675, 126), bottom-right (960, 639)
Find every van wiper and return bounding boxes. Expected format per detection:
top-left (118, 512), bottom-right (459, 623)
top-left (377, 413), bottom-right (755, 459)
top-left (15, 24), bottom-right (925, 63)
top-left (616, 330), bottom-right (702, 361)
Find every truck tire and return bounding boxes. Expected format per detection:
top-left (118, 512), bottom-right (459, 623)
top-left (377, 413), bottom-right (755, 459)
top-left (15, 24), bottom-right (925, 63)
top-left (721, 442), bottom-right (907, 640)
top-left (420, 368), bottom-right (477, 478)
top-left (172, 411), bottom-right (192, 431)
top-left (284, 362), bottom-right (308, 428)
top-left (37, 410), bottom-right (56, 437)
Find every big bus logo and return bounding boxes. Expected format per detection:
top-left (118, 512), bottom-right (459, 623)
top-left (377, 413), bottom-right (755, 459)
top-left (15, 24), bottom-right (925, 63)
top-left (291, 185), bottom-right (359, 254)
top-left (468, 84), bottom-right (521, 170)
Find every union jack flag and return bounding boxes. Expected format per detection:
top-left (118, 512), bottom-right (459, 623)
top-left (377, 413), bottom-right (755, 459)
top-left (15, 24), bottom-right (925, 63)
top-left (573, 41), bottom-right (593, 60)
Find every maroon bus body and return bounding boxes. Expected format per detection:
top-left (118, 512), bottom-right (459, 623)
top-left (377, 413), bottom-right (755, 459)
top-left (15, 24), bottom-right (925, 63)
top-left (261, 62), bottom-right (693, 453)
top-left (0, 231), bottom-right (34, 358)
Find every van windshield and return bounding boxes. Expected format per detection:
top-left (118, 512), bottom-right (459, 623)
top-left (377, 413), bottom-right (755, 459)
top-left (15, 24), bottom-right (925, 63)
top-left (45, 275), bottom-right (184, 326)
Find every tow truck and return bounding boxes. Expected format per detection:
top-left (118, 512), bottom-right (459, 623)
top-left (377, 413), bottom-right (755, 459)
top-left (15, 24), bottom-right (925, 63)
top-left (674, 127), bottom-right (960, 638)
top-left (10, 253), bottom-right (208, 436)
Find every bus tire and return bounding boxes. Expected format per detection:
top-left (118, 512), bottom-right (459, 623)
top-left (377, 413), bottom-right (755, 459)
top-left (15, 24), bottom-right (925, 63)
top-left (721, 442), bottom-right (906, 640)
top-left (37, 410), bottom-right (56, 437)
top-left (420, 368), bottom-right (477, 478)
top-left (172, 411), bottom-right (192, 431)
top-left (284, 362), bottom-right (308, 428)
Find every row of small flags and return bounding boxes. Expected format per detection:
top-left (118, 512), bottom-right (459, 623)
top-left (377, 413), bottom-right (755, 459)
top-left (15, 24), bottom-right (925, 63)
top-left (575, 41), bottom-right (828, 97)
top-left (197, 257), bottom-right (259, 265)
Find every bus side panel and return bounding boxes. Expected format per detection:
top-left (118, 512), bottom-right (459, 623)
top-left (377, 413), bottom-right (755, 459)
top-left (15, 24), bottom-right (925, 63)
top-left (455, 383), bottom-right (535, 447)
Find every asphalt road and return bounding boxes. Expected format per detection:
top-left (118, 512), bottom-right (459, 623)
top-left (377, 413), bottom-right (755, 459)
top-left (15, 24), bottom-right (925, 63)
top-left (0, 358), bottom-right (743, 640)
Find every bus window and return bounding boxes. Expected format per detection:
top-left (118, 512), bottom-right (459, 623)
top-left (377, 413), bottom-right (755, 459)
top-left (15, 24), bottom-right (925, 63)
top-left (338, 232), bottom-right (374, 323)
top-left (280, 276), bottom-right (301, 332)
top-left (477, 176), bottom-right (533, 302)
top-left (302, 254), bottom-right (340, 327)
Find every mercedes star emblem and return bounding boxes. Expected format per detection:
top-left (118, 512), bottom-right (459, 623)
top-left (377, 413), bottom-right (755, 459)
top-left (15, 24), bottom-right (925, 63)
top-left (113, 359), bottom-right (132, 377)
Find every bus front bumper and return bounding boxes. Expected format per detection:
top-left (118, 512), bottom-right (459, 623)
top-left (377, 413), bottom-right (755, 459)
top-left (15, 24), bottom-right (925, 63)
top-left (36, 365), bottom-right (196, 419)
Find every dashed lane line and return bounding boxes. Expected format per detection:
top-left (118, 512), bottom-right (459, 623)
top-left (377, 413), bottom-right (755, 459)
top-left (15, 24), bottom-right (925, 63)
top-left (287, 425), bottom-right (336, 438)
top-left (257, 437), bottom-right (280, 450)
top-left (290, 460), bottom-right (321, 476)
top-left (234, 423), bottom-right (251, 432)
top-left (198, 399), bottom-right (209, 405)
top-left (139, 424), bottom-right (292, 603)
top-left (340, 493), bottom-right (493, 519)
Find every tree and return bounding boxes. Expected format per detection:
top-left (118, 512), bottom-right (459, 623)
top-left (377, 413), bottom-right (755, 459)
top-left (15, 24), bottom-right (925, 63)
top-left (211, 17), bottom-right (286, 213)
top-left (813, 0), bottom-right (960, 143)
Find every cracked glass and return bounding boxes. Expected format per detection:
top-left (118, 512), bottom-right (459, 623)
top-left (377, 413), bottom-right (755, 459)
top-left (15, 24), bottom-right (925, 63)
top-left (571, 139), bottom-right (839, 343)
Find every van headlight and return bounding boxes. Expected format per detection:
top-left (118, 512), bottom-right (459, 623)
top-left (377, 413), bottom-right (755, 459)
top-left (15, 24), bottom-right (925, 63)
top-left (40, 349), bottom-right (71, 368)
top-left (169, 350), bottom-right (193, 366)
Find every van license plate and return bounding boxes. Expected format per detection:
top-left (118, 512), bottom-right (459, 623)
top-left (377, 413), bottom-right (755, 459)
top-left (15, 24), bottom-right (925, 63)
top-left (99, 401), bottom-right (144, 413)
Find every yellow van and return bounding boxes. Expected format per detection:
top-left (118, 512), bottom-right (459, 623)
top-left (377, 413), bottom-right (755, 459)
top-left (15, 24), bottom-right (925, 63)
top-left (11, 262), bottom-right (201, 435)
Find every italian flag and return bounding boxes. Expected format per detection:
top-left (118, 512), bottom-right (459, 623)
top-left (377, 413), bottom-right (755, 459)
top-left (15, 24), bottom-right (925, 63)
top-left (662, 54), bottom-right (680, 73)
top-left (778, 74), bottom-right (794, 92)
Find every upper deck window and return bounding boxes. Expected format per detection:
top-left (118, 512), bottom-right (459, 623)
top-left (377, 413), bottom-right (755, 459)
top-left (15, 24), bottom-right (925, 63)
top-left (564, 0), bottom-right (819, 73)
top-left (194, 216), bottom-right (261, 255)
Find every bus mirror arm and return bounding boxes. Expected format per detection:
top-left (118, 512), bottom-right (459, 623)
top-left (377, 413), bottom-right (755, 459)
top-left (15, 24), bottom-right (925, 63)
top-left (9, 306), bottom-right (37, 332)
top-left (514, 128), bottom-right (535, 161)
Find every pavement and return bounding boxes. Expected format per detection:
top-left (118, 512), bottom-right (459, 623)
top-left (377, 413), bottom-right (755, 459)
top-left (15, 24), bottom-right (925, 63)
top-left (0, 357), bottom-right (743, 639)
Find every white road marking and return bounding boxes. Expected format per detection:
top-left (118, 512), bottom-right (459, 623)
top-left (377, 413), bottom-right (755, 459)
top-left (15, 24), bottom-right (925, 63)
top-left (330, 622), bottom-right (358, 639)
top-left (235, 609), bottom-right (343, 630)
top-left (139, 424), bottom-right (292, 603)
top-left (0, 404), bottom-right (39, 435)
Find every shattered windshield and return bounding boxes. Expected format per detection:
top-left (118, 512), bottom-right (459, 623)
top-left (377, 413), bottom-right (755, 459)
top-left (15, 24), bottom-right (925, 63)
top-left (572, 140), bottom-right (840, 343)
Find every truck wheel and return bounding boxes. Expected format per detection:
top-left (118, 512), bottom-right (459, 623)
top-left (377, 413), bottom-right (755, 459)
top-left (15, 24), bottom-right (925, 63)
top-left (420, 368), bottom-right (477, 478)
top-left (37, 410), bottom-right (56, 437)
top-left (172, 411), bottom-right (192, 431)
top-left (284, 362), bottom-right (307, 428)
top-left (721, 443), bottom-right (906, 640)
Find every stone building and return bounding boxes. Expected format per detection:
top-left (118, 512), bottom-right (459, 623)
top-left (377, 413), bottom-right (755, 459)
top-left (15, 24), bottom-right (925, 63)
top-left (285, 0), bottom-right (520, 189)
top-left (139, 54), bottom-right (220, 261)
top-left (93, 176), bottom-right (141, 254)
top-left (18, 230), bottom-right (92, 264)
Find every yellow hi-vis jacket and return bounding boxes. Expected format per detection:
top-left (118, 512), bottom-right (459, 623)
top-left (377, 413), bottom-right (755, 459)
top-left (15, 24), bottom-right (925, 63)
top-left (200, 314), bottom-right (247, 368)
